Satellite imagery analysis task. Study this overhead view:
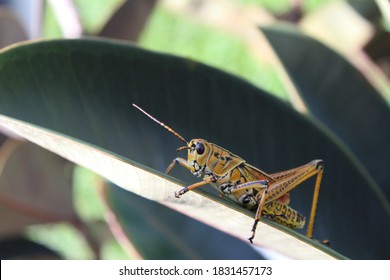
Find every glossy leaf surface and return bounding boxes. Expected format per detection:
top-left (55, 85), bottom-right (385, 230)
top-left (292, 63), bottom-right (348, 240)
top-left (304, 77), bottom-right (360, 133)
top-left (262, 26), bottom-right (390, 200)
top-left (0, 39), bottom-right (388, 259)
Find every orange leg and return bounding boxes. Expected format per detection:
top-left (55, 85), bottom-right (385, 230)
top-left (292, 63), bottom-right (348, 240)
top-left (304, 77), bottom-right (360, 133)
top-left (306, 165), bottom-right (324, 238)
top-left (174, 177), bottom-right (215, 198)
top-left (266, 160), bottom-right (324, 239)
top-left (166, 157), bottom-right (194, 174)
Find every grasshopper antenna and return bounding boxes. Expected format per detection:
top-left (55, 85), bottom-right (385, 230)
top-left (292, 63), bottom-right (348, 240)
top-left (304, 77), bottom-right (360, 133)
top-left (132, 103), bottom-right (188, 145)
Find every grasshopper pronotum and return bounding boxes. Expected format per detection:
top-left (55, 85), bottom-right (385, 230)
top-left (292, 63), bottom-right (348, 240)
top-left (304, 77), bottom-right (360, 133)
top-left (133, 104), bottom-right (324, 243)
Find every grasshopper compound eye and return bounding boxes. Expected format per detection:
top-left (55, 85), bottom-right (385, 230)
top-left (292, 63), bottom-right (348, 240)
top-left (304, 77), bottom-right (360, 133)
top-left (195, 142), bottom-right (205, 155)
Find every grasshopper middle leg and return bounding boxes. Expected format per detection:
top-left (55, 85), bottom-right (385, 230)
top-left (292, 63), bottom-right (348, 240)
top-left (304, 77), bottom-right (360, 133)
top-left (229, 180), bottom-right (270, 243)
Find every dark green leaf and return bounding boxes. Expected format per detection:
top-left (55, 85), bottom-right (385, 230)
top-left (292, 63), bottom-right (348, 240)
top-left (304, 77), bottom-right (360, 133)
top-left (104, 182), bottom-right (264, 260)
top-left (262, 26), bottom-right (390, 201)
top-left (0, 39), bottom-right (388, 258)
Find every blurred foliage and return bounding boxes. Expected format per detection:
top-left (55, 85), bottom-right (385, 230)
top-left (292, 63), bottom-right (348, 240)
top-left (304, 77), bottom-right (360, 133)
top-left (26, 222), bottom-right (95, 260)
top-left (26, 166), bottom-right (129, 259)
top-left (139, 7), bottom-right (288, 100)
top-left (72, 166), bottom-right (105, 221)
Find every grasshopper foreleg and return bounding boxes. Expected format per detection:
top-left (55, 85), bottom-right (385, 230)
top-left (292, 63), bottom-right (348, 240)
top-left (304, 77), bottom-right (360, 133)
top-left (175, 176), bottom-right (216, 198)
top-left (166, 157), bottom-right (216, 198)
top-left (166, 157), bottom-right (195, 174)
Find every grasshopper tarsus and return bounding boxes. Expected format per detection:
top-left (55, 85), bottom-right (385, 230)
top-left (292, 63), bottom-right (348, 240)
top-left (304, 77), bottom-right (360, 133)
top-left (175, 187), bottom-right (188, 198)
top-left (248, 231), bottom-right (255, 244)
top-left (249, 219), bottom-right (260, 243)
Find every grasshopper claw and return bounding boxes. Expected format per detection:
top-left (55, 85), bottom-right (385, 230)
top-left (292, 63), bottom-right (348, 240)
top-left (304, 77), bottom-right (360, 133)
top-left (248, 229), bottom-right (256, 244)
top-left (175, 187), bottom-right (188, 198)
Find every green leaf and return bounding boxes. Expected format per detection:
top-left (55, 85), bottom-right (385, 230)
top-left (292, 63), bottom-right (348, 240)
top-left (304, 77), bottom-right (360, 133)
top-left (0, 39), bottom-right (388, 259)
top-left (261, 26), bottom-right (390, 200)
top-left (0, 118), bottom-right (335, 260)
top-left (103, 182), bottom-right (265, 260)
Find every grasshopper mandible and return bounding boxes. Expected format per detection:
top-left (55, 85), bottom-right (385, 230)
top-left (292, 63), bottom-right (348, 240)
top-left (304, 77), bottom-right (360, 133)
top-left (133, 104), bottom-right (324, 243)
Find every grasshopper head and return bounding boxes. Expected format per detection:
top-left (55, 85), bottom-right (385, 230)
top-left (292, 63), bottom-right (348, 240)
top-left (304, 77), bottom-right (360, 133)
top-left (185, 139), bottom-right (211, 173)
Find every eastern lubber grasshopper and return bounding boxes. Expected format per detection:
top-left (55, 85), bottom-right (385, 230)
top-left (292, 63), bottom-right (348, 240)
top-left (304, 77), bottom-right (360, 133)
top-left (133, 104), bottom-right (324, 243)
